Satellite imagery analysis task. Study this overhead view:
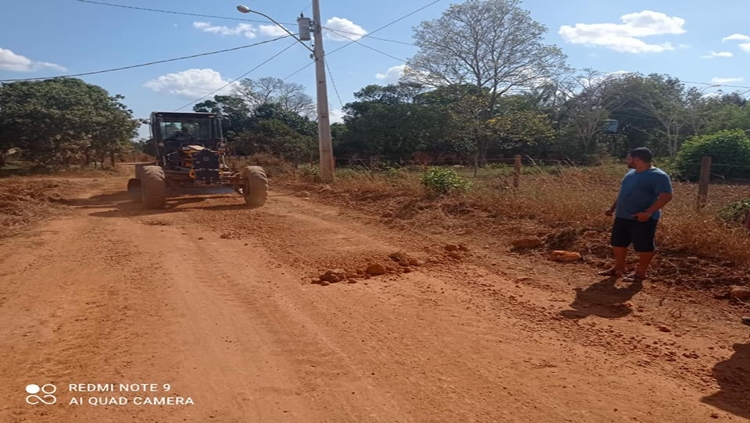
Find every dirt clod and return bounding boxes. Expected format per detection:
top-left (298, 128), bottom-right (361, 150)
top-left (366, 263), bottom-right (387, 275)
top-left (444, 244), bottom-right (461, 252)
top-left (448, 251), bottom-right (463, 260)
top-left (729, 285), bottom-right (750, 301)
top-left (320, 269), bottom-right (347, 283)
top-left (389, 251), bottom-right (414, 264)
top-left (511, 238), bottom-right (543, 250)
top-left (550, 250), bottom-right (582, 262)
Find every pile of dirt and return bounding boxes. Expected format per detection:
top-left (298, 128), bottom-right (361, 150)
top-left (311, 248), bottom-right (470, 286)
top-left (0, 179), bottom-right (83, 239)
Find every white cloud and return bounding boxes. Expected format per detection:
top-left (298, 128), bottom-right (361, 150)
top-left (723, 33), bottom-right (750, 42)
top-left (0, 47), bottom-right (66, 72)
top-left (193, 21), bottom-right (256, 38)
top-left (740, 43), bottom-right (750, 53)
top-left (710, 77), bottom-right (744, 85)
top-left (259, 25), bottom-right (288, 37)
top-left (330, 109), bottom-right (344, 124)
top-left (558, 10), bottom-right (686, 53)
top-left (144, 68), bottom-right (238, 98)
top-left (375, 65), bottom-right (406, 83)
top-left (701, 51), bottom-right (733, 59)
top-left (324, 17), bottom-right (367, 41)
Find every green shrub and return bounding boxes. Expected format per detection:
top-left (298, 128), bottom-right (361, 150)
top-left (674, 130), bottom-right (750, 180)
top-left (718, 198), bottom-right (750, 225)
top-left (421, 167), bottom-right (470, 195)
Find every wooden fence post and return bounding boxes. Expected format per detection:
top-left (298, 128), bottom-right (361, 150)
top-left (513, 155), bottom-right (522, 189)
top-left (697, 156), bottom-right (712, 210)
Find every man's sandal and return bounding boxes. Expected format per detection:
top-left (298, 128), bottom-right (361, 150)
top-left (623, 273), bottom-right (647, 282)
top-left (597, 268), bottom-right (624, 277)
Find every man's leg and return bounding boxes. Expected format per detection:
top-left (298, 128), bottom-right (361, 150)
top-left (600, 218), bottom-right (630, 276)
top-left (613, 247), bottom-right (628, 273)
top-left (629, 219), bottom-right (658, 279)
top-left (635, 251), bottom-right (656, 277)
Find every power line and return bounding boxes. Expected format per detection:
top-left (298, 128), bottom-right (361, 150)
top-left (322, 27), bottom-right (414, 46)
top-left (325, 61), bottom-right (345, 109)
top-left (566, 67), bottom-right (750, 91)
top-left (174, 41), bottom-right (299, 111)
top-left (283, 0), bottom-right (442, 80)
top-left (0, 36), bottom-right (291, 83)
top-left (325, 28), bottom-right (408, 62)
top-left (75, 0), bottom-right (298, 26)
top-left (77, 0), bottom-right (412, 48)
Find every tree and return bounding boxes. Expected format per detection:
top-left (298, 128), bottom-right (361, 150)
top-left (339, 83), bottom-right (458, 162)
top-left (674, 129), bottom-right (750, 180)
top-left (405, 0), bottom-right (569, 167)
top-left (235, 77), bottom-right (315, 117)
top-left (0, 78), bottom-right (138, 168)
top-left (630, 74), bottom-right (688, 157)
top-left (557, 70), bottom-right (624, 155)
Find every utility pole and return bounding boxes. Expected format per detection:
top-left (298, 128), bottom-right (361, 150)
top-left (311, 0), bottom-right (335, 182)
top-left (237, 2), bottom-right (334, 182)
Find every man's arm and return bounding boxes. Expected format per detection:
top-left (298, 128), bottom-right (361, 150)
top-left (605, 200), bottom-right (617, 216)
top-left (634, 173), bottom-right (674, 221)
top-left (645, 193), bottom-right (673, 215)
top-left (634, 194), bottom-right (673, 221)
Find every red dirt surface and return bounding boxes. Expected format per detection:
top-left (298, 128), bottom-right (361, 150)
top-left (1, 176), bottom-right (750, 422)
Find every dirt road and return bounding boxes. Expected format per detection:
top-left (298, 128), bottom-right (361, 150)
top-left (1, 177), bottom-right (749, 422)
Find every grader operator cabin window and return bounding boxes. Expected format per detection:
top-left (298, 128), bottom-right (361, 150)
top-left (159, 119), bottom-right (212, 142)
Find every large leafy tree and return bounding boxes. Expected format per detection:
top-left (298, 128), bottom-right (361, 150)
top-left (339, 83), bottom-right (459, 161)
top-left (0, 78), bottom-right (138, 168)
top-left (405, 0), bottom-right (569, 166)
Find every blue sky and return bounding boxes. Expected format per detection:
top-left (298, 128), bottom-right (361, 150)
top-left (2, 0), bottom-right (750, 139)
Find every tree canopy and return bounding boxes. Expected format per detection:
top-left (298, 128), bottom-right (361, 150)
top-left (4, 0), bottom-right (750, 177)
top-left (0, 78), bottom-right (138, 169)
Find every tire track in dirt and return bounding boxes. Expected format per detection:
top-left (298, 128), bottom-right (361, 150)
top-left (98, 207), bottom-right (414, 422)
top-left (0, 215), bottom-right (183, 423)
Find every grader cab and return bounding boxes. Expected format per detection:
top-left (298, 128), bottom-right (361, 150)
top-left (127, 111), bottom-right (268, 209)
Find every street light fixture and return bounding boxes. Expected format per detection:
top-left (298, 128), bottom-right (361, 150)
top-left (236, 3), bottom-right (335, 183)
top-left (236, 5), bottom-right (313, 52)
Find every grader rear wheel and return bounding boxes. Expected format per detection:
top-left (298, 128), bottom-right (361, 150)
top-left (241, 166), bottom-right (268, 208)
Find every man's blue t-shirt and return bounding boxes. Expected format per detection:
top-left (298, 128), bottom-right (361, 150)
top-left (615, 167), bottom-right (673, 220)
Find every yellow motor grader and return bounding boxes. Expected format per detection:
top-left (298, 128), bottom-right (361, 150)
top-left (127, 111), bottom-right (268, 209)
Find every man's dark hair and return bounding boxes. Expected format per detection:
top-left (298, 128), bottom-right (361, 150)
top-left (629, 147), bottom-right (652, 163)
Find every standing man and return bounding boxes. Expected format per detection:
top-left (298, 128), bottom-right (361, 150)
top-left (599, 147), bottom-right (673, 281)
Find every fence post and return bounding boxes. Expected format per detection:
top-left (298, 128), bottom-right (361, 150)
top-left (513, 155), bottom-right (522, 189)
top-left (697, 156), bottom-right (712, 210)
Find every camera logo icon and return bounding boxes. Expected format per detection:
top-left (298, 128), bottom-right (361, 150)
top-left (25, 384), bottom-right (57, 405)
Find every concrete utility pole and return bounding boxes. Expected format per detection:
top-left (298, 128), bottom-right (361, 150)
top-left (236, 2), bottom-right (335, 183)
top-left (311, 0), bottom-right (335, 182)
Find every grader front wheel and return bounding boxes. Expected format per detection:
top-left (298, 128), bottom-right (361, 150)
top-left (140, 165), bottom-right (167, 209)
top-left (241, 166), bottom-right (268, 208)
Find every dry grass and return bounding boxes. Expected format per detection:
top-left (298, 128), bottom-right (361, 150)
top-left (0, 179), bottom-right (81, 239)
top-left (279, 163), bottom-right (750, 289)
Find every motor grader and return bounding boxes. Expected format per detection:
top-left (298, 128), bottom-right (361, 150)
top-left (127, 111), bottom-right (268, 209)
